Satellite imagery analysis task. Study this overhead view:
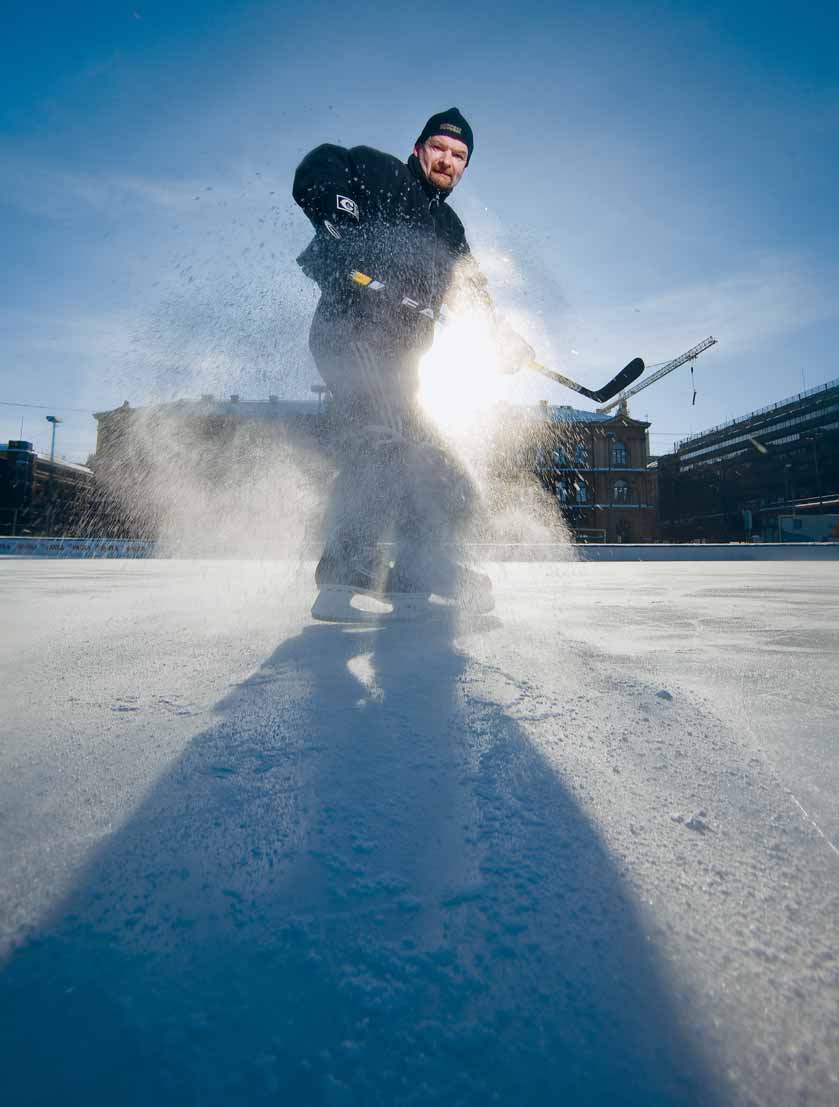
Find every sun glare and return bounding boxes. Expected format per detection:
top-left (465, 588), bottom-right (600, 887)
top-left (418, 315), bottom-right (505, 432)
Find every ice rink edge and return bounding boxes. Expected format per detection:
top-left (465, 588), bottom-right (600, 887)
top-left (2, 537), bottom-right (839, 561)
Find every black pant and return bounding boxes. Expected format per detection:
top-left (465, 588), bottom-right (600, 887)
top-left (312, 331), bottom-right (477, 569)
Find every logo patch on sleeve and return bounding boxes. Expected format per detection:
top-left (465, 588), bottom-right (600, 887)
top-left (336, 195), bottom-right (359, 220)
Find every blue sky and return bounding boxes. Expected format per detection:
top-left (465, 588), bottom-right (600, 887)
top-left (2, 0), bottom-right (837, 460)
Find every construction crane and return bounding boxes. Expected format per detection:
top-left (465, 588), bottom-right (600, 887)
top-left (596, 336), bottom-right (718, 413)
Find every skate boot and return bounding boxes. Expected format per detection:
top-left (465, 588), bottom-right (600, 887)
top-left (432, 561), bottom-right (494, 615)
top-left (312, 541), bottom-right (431, 623)
top-left (396, 549), bottom-right (494, 615)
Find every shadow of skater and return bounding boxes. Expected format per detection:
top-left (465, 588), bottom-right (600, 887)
top-left (2, 610), bottom-right (726, 1106)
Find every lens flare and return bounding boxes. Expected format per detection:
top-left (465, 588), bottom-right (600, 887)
top-left (418, 314), bottom-right (505, 432)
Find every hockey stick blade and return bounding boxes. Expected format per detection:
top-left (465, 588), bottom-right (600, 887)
top-left (587, 357), bottom-right (645, 403)
top-left (529, 357), bottom-right (645, 404)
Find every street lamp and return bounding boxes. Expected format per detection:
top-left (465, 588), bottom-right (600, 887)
top-left (310, 384), bottom-right (328, 415)
top-left (45, 415), bottom-right (63, 463)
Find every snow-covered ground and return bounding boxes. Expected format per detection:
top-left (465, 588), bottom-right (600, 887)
top-left (1, 558), bottom-right (837, 1106)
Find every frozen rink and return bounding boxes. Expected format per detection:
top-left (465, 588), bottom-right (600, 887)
top-left (1, 557), bottom-right (838, 1106)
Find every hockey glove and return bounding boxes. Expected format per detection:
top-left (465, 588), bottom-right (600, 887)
top-left (296, 216), bottom-right (363, 288)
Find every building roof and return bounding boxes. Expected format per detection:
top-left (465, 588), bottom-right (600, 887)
top-left (0, 442), bottom-right (92, 474)
top-left (522, 403), bottom-right (649, 429)
top-left (94, 397), bottom-right (322, 421)
top-left (92, 396), bottom-right (648, 430)
top-left (540, 405), bottom-right (613, 425)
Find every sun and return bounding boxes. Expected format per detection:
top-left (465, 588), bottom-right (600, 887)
top-left (418, 314), bottom-right (505, 432)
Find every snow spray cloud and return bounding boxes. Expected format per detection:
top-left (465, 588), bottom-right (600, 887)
top-left (90, 401), bottom-right (327, 558)
top-left (116, 167), bottom-right (317, 406)
top-left (80, 169), bottom-right (331, 557)
top-left (90, 170), bottom-right (575, 560)
top-left (417, 212), bottom-right (574, 554)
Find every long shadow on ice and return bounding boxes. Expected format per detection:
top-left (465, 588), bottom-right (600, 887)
top-left (2, 610), bottom-right (725, 1106)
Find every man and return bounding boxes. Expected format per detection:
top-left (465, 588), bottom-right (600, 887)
top-left (293, 108), bottom-right (533, 621)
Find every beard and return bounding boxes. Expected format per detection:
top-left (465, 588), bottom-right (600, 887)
top-left (429, 166), bottom-right (454, 187)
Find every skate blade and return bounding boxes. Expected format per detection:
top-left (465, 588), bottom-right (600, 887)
top-left (457, 590), bottom-right (495, 616)
top-left (426, 584), bottom-right (495, 616)
top-left (311, 585), bottom-right (431, 624)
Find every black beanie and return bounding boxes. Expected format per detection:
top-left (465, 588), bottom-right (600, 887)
top-left (416, 107), bottom-right (474, 163)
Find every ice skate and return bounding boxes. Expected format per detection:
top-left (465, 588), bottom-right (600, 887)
top-left (388, 549), bottom-right (495, 616)
top-left (311, 584), bottom-right (432, 623)
top-left (421, 558), bottom-right (495, 615)
top-left (449, 563), bottom-right (495, 614)
top-left (311, 542), bottom-right (431, 624)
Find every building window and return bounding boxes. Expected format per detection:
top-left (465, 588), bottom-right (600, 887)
top-left (575, 480), bottom-right (588, 504)
top-left (556, 479), bottom-right (571, 503)
top-left (613, 479), bottom-right (631, 503)
top-left (574, 442), bottom-right (589, 466)
top-left (611, 440), bottom-right (629, 467)
top-left (553, 447), bottom-right (568, 468)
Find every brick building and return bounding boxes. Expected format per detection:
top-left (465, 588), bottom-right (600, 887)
top-left (89, 394), bottom-right (329, 541)
top-left (529, 403), bottom-right (658, 542)
top-left (90, 393), bottom-right (658, 544)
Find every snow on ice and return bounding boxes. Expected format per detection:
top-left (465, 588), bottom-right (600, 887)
top-left (1, 558), bottom-right (838, 1106)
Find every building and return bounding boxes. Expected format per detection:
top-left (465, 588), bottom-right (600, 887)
top-left (89, 393), bottom-right (658, 544)
top-left (657, 377), bottom-right (839, 541)
top-left (93, 394), bottom-right (326, 463)
top-left (529, 403), bottom-right (658, 542)
top-left (0, 440), bottom-right (93, 536)
top-left (89, 394), bottom-right (330, 540)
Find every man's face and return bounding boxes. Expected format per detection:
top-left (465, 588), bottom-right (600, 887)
top-left (414, 134), bottom-right (469, 191)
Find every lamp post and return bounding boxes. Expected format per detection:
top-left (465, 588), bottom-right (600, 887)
top-left (45, 415), bottom-right (62, 463)
top-left (310, 384), bottom-right (328, 415)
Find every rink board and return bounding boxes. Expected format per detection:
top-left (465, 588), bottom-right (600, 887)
top-left (2, 536), bottom-right (838, 561)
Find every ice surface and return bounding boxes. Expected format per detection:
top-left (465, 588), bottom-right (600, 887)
top-left (1, 559), bottom-right (837, 1106)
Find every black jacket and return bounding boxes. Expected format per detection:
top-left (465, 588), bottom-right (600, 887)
top-left (293, 144), bottom-right (485, 355)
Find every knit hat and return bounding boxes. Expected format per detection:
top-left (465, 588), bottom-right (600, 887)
top-left (416, 107), bottom-right (474, 163)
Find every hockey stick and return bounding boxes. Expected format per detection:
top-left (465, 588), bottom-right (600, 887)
top-left (527, 357), bottom-right (645, 404)
top-left (349, 270), bottom-right (645, 404)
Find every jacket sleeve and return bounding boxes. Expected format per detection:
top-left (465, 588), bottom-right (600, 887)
top-left (293, 144), bottom-right (370, 288)
top-left (292, 144), bottom-right (364, 231)
top-left (452, 230), bottom-right (535, 373)
top-left (450, 228), bottom-right (494, 313)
